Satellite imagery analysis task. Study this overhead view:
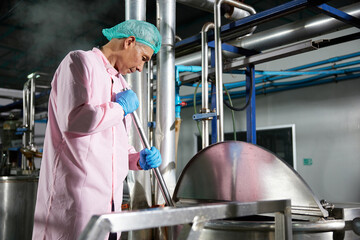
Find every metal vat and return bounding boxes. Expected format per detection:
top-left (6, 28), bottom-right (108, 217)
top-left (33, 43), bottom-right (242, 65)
top-left (0, 176), bottom-right (38, 240)
top-left (174, 141), bottom-right (360, 239)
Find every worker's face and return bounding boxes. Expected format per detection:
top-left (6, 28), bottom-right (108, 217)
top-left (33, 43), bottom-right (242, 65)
top-left (116, 38), bottom-right (154, 75)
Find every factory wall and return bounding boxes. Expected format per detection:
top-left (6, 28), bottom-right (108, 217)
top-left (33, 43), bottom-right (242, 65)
top-left (176, 28), bottom-right (360, 203)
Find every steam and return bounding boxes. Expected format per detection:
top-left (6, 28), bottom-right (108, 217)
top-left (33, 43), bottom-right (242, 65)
top-left (13, 0), bottom-right (124, 66)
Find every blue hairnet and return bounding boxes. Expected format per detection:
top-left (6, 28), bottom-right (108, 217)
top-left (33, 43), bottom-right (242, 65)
top-left (102, 20), bottom-right (162, 54)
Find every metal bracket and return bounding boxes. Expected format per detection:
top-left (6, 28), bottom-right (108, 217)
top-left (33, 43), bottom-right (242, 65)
top-left (192, 112), bottom-right (217, 121)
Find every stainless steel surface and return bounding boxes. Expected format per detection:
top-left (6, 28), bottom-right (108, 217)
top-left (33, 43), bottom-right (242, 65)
top-left (214, 0), bottom-right (225, 142)
top-left (78, 200), bottom-right (292, 240)
top-left (201, 22), bottom-right (214, 149)
top-left (173, 3), bottom-right (360, 71)
top-left (155, 0), bottom-right (177, 205)
top-left (125, 0), bottom-right (146, 21)
top-left (232, 3), bottom-right (360, 52)
top-left (214, 0), bottom-right (256, 142)
top-left (173, 141), bottom-right (328, 219)
top-left (333, 202), bottom-right (360, 221)
top-left (198, 219), bottom-right (352, 239)
top-left (203, 219), bottom-right (345, 232)
top-left (176, 0), bottom-right (252, 21)
top-left (124, 0), bottom-right (153, 218)
top-left (22, 75), bottom-right (37, 171)
top-left (124, 4), bottom-right (153, 240)
top-left (0, 176), bottom-right (38, 240)
top-left (131, 111), bottom-right (174, 207)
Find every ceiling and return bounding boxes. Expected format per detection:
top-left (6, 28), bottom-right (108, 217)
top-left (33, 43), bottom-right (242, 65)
top-left (0, 0), bottom-right (356, 92)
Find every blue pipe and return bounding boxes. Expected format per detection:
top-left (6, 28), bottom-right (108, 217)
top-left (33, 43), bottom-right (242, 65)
top-left (229, 73), bottom-right (360, 98)
top-left (181, 66), bottom-right (360, 99)
top-left (259, 51), bottom-right (360, 82)
top-left (258, 59), bottom-right (360, 83)
top-left (175, 65), bottom-right (202, 118)
top-left (182, 71), bottom-right (360, 106)
top-left (186, 59), bottom-right (360, 93)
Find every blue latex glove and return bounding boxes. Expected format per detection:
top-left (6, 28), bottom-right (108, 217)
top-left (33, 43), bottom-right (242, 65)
top-left (139, 147), bottom-right (162, 170)
top-left (115, 90), bottom-right (139, 116)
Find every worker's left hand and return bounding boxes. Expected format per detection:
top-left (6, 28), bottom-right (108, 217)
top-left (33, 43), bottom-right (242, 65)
top-left (139, 146), bottom-right (162, 170)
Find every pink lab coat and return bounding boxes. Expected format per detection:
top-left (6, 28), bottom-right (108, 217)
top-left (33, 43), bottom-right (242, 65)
top-left (32, 48), bottom-right (141, 239)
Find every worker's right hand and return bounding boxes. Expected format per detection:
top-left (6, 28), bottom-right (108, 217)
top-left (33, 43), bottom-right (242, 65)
top-left (116, 90), bottom-right (139, 116)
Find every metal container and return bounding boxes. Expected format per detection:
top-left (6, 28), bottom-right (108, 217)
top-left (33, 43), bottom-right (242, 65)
top-left (173, 141), bottom-right (360, 239)
top-left (0, 176), bottom-right (38, 240)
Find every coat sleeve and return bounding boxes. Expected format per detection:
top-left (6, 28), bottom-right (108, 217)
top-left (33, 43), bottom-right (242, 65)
top-left (128, 145), bottom-right (141, 170)
top-left (55, 51), bottom-right (125, 135)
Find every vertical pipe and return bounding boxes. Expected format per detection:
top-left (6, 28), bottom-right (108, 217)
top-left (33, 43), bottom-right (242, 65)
top-left (29, 76), bottom-right (35, 146)
top-left (214, 0), bottom-right (225, 142)
top-left (22, 82), bottom-right (29, 171)
top-left (214, 0), bottom-right (256, 143)
top-left (124, 1), bottom-right (148, 153)
top-left (246, 64), bottom-right (256, 144)
top-left (124, 2), bottom-right (152, 240)
top-left (125, 0), bottom-right (146, 20)
top-left (156, 0), bottom-right (176, 205)
top-left (201, 23), bottom-right (215, 148)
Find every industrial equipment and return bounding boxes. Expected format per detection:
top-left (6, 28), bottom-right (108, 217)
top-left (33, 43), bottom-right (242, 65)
top-left (80, 141), bottom-right (360, 239)
top-left (0, 73), bottom-right (49, 239)
top-left (173, 141), bottom-right (360, 239)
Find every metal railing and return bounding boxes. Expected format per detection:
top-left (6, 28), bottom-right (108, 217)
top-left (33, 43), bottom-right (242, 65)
top-left (78, 199), bottom-right (292, 240)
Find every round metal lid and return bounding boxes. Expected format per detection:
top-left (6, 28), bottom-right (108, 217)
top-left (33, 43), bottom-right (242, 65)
top-left (174, 141), bottom-right (328, 219)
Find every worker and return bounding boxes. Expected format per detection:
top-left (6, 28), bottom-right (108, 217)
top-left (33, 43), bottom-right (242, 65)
top-left (32, 19), bottom-right (162, 240)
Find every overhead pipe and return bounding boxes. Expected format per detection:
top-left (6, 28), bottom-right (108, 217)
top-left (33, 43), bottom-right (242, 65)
top-left (176, 0), bottom-right (253, 21)
top-left (150, 0), bottom-right (255, 77)
top-left (232, 3), bottom-right (360, 52)
top-left (173, 2), bottom-right (360, 68)
top-left (180, 64), bottom-right (360, 104)
top-left (155, 0), bottom-right (177, 205)
top-left (181, 71), bottom-right (360, 108)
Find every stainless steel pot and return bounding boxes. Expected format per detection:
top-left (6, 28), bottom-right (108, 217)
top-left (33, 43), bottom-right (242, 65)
top-left (0, 176), bottom-right (38, 240)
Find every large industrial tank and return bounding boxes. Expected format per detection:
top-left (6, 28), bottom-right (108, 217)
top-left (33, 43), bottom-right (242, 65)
top-left (173, 141), bottom-right (360, 239)
top-left (0, 176), bottom-right (38, 240)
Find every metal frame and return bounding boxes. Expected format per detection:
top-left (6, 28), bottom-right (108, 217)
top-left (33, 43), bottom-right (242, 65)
top-left (245, 64), bottom-right (256, 144)
top-left (317, 3), bottom-right (360, 29)
top-left (78, 200), bottom-right (293, 240)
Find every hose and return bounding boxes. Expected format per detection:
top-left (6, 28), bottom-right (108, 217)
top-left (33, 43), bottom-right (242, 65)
top-left (223, 85), bottom-right (237, 140)
top-left (223, 68), bottom-right (253, 111)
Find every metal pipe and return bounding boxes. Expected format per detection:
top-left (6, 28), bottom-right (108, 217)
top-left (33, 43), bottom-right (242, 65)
top-left (124, 2), bottom-right (148, 153)
top-left (201, 22), bottom-right (215, 148)
top-left (156, 0), bottom-right (177, 205)
top-left (214, 0), bottom-right (224, 142)
top-left (176, 0), bottom-right (253, 21)
top-left (29, 76), bottom-right (35, 147)
top-left (131, 111), bottom-right (175, 207)
top-left (22, 82), bottom-right (29, 171)
top-left (232, 3), bottom-right (360, 52)
top-left (173, 3), bottom-right (360, 68)
top-left (214, 0), bottom-right (256, 142)
top-left (125, 0), bottom-right (146, 20)
top-left (124, 6), bottom-right (153, 240)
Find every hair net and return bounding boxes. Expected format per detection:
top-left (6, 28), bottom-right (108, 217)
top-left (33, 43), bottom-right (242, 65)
top-left (102, 20), bottom-right (162, 54)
